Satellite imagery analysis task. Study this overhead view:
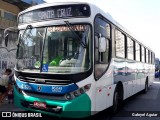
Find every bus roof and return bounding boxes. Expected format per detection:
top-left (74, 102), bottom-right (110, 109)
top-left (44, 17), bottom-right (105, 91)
top-left (18, 1), bottom-right (154, 52)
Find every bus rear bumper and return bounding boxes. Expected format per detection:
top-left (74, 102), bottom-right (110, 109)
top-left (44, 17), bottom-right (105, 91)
top-left (14, 86), bottom-right (91, 118)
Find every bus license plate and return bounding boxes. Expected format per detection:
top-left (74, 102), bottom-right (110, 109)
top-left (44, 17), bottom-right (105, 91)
top-left (34, 101), bottom-right (46, 109)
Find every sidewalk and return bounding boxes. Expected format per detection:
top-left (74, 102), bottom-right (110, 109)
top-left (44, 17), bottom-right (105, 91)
top-left (0, 97), bottom-right (24, 112)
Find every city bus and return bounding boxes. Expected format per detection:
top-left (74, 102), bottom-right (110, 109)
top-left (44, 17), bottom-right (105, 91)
top-left (12, 2), bottom-right (155, 118)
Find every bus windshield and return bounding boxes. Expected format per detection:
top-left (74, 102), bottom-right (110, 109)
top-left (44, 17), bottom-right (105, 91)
top-left (16, 24), bottom-right (91, 74)
top-left (16, 27), bottom-right (45, 72)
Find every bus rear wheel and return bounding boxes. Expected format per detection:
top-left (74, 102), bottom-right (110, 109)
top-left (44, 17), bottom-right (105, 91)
top-left (143, 81), bottom-right (148, 94)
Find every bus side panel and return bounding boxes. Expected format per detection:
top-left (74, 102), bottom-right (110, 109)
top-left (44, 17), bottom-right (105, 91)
top-left (125, 59), bottom-right (136, 98)
top-left (149, 64), bottom-right (155, 86)
top-left (141, 63), bottom-right (146, 91)
top-left (114, 58), bottom-right (127, 99)
top-left (75, 74), bottom-right (96, 114)
top-left (148, 64), bottom-right (154, 86)
top-left (95, 60), bottom-right (116, 112)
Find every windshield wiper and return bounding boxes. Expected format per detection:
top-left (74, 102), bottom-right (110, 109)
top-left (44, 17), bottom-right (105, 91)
top-left (64, 21), bottom-right (87, 48)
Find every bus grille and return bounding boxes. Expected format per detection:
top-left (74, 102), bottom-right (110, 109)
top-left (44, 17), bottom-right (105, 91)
top-left (18, 76), bottom-right (72, 85)
top-left (21, 90), bottom-right (66, 100)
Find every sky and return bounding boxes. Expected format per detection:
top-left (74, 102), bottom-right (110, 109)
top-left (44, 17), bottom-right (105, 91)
top-left (44, 0), bottom-right (160, 58)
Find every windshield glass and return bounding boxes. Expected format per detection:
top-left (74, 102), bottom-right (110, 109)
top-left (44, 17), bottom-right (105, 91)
top-left (43, 24), bottom-right (91, 73)
top-left (16, 24), bottom-right (91, 74)
top-left (16, 28), bottom-right (45, 71)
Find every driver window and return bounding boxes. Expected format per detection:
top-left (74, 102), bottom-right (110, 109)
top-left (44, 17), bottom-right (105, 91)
top-left (94, 17), bottom-right (111, 79)
top-left (95, 36), bottom-right (99, 62)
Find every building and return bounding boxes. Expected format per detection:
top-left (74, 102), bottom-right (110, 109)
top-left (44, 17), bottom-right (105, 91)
top-left (0, 0), bottom-right (45, 34)
top-left (0, 0), bottom-right (45, 76)
top-left (0, 0), bottom-right (45, 28)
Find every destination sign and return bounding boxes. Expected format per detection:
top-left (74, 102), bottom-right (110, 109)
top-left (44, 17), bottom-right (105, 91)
top-left (47, 25), bottom-right (88, 32)
top-left (18, 4), bottom-right (90, 24)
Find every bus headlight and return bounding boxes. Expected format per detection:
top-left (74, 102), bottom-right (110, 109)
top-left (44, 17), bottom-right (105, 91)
top-left (79, 88), bottom-right (85, 94)
top-left (65, 84), bottom-right (91, 100)
top-left (65, 93), bottom-right (72, 100)
top-left (73, 91), bottom-right (79, 97)
top-left (14, 82), bottom-right (22, 94)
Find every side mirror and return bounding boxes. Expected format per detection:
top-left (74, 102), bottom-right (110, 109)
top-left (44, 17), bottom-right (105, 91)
top-left (17, 34), bottom-right (21, 46)
top-left (4, 26), bottom-right (18, 47)
top-left (5, 33), bottom-right (9, 47)
top-left (99, 37), bottom-right (106, 52)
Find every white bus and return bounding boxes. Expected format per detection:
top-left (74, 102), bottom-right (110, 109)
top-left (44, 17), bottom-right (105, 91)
top-left (13, 2), bottom-right (155, 118)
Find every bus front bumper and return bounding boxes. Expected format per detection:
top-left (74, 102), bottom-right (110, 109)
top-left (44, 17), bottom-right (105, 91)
top-left (14, 86), bottom-right (91, 118)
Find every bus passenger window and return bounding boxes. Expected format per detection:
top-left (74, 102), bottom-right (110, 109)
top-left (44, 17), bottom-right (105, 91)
top-left (136, 43), bottom-right (140, 61)
top-left (146, 49), bottom-right (148, 63)
top-left (115, 30), bottom-right (125, 58)
top-left (127, 37), bottom-right (134, 60)
top-left (141, 46), bottom-right (145, 62)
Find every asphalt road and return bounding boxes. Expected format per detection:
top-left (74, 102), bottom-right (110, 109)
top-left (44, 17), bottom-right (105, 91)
top-left (1, 78), bottom-right (160, 120)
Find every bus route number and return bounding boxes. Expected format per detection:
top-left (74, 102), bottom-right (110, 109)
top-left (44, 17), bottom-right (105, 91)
top-left (52, 86), bottom-right (63, 93)
top-left (21, 84), bottom-right (32, 90)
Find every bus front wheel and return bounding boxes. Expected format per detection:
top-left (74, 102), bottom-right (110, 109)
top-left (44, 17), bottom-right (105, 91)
top-left (111, 88), bottom-right (122, 114)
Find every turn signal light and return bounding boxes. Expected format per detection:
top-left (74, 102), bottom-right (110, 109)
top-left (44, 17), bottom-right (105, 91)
top-left (65, 84), bottom-right (91, 100)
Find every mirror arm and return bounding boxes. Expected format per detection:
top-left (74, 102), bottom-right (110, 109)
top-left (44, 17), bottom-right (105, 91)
top-left (4, 26), bottom-right (18, 47)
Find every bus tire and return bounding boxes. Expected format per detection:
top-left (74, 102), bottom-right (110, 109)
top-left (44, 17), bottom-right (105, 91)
top-left (143, 80), bottom-right (148, 94)
top-left (111, 86), bottom-right (123, 114)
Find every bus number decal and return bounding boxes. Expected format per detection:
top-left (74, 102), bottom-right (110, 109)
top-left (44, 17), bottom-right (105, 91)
top-left (21, 84), bottom-right (32, 90)
top-left (52, 86), bottom-right (63, 93)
